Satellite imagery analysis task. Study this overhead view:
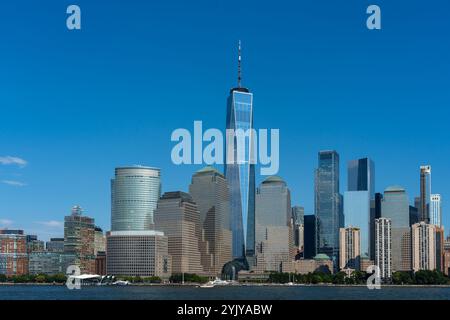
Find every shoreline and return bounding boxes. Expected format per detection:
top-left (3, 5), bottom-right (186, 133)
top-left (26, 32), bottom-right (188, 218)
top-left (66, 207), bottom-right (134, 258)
top-left (1, 282), bottom-right (449, 288)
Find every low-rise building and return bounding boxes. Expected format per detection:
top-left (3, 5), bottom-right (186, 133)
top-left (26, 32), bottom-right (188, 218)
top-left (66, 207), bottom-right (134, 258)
top-left (290, 254), bottom-right (333, 274)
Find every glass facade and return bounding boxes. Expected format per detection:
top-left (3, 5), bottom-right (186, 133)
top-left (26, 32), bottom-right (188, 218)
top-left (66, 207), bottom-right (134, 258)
top-left (348, 158), bottom-right (375, 198)
top-left (225, 88), bottom-right (255, 259)
top-left (314, 150), bottom-right (342, 264)
top-left (344, 191), bottom-right (370, 257)
top-left (111, 166), bottom-right (161, 231)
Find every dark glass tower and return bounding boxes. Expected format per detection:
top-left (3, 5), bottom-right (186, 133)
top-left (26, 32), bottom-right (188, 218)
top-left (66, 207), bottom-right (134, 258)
top-left (348, 158), bottom-right (375, 198)
top-left (315, 150), bottom-right (341, 266)
top-left (224, 41), bottom-right (256, 259)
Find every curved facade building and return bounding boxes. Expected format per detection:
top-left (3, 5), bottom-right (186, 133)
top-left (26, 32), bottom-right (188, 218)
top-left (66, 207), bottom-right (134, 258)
top-left (111, 166), bottom-right (161, 231)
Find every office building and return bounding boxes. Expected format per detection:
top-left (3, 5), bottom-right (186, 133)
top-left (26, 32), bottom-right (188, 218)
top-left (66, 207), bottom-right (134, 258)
top-left (304, 215), bottom-right (316, 259)
top-left (430, 194), bottom-right (442, 227)
top-left (26, 235), bottom-right (45, 253)
top-left (315, 150), bottom-right (342, 266)
top-left (64, 205), bottom-right (96, 273)
top-left (435, 226), bottom-right (445, 272)
top-left (254, 176), bottom-right (293, 272)
top-left (292, 206), bottom-right (304, 251)
top-left (344, 191), bottom-right (370, 257)
top-left (381, 186), bottom-right (411, 271)
top-left (0, 230), bottom-right (28, 276)
top-left (370, 193), bottom-right (383, 260)
top-left (154, 191), bottom-right (204, 274)
top-left (46, 238), bottom-right (64, 253)
top-left (106, 230), bottom-right (171, 278)
top-left (419, 165), bottom-right (431, 223)
top-left (95, 251), bottom-right (106, 275)
top-left (339, 227), bottom-right (361, 271)
top-left (412, 222), bottom-right (436, 271)
top-left (189, 166), bottom-right (232, 275)
top-left (375, 218), bottom-right (392, 280)
top-left (111, 166), bottom-right (161, 231)
top-left (224, 41), bottom-right (256, 260)
top-left (94, 227), bottom-right (106, 255)
top-left (28, 252), bottom-right (76, 275)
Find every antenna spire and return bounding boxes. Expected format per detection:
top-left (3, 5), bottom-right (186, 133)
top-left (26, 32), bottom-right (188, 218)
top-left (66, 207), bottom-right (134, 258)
top-left (238, 40), bottom-right (242, 88)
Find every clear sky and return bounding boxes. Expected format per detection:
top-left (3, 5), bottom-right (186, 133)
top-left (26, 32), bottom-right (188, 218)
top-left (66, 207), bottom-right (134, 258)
top-left (0, 0), bottom-right (449, 240)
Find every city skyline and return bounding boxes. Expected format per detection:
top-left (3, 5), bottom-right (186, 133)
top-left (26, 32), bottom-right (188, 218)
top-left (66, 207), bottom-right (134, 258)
top-left (1, 0), bottom-right (450, 241)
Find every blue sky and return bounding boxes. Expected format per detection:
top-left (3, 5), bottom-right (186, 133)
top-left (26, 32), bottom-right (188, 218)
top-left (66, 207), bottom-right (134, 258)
top-left (0, 0), bottom-right (449, 240)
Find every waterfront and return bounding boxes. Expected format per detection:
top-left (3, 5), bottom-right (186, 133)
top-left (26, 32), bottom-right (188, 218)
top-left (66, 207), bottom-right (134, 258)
top-left (0, 285), bottom-right (449, 300)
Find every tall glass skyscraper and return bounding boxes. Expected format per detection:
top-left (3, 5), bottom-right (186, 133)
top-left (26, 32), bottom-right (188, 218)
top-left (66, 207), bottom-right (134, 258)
top-left (111, 166), bottom-right (161, 231)
top-left (419, 165), bottom-right (432, 223)
top-left (225, 41), bottom-right (255, 259)
top-left (314, 150), bottom-right (342, 265)
top-left (348, 158), bottom-right (375, 198)
top-left (345, 157), bottom-right (375, 258)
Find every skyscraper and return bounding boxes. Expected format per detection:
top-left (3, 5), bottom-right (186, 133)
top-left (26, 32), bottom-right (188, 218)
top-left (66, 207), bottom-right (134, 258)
top-left (375, 218), bottom-right (392, 280)
top-left (154, 191), bottom-right (204, 274)
top-left (339, 227), bottom-right (361, 271)
top-left (419, 165), bottom-right (432, 223)
top-left (315, 150), bottom-right (342, 266)
top-left (64, 205), bottom-right (95, 273)
top-left (381, 186), bottom-right (411, 271)
top-left (344, 191), bottom-right (370, 257)
top-left (224, 41), bottom-right (255, 260)
top-left (111, 166), bottom-right (161, 231)
top-left (304, 215), bottom-right (316, 259)
top-left (411, 222), bottom-right (436, 272)
top-left (254, 176), bottom-right (293, 272)
top-left (348, 158), bottom-right (375, 198)
top-left (292, 206), bottom-right (305, 251)
top-left (430, 194), bottom-right (442, 227)
top-left (347, 157), bottom-right (375, 260)
top-left (189, 166), bottom-right (232, 275)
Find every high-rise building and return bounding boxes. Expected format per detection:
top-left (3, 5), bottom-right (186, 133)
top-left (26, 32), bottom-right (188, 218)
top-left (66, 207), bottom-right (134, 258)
top-left (254, 176), bottom-right (293, 272)
top-left (154, 191), bottom-right (204, 275)
top-left (64, 205), bottom-right (96, 273)
top-left (315, 150), bottom-right (342, 266)
top-left (409, 206), bottom-right (419, 226)
top-left (94, 227), bottom-right (106, 255)
top-left (189, 166), bottom-right (232, 276)
top-left (46, 238), bottom-right (64, 253)
top-left (26, 235), bottom-right (45, 253)
top-left (375, 218), bottom-right (392, 280)
top-left (347, 157), bottom-right (375, 261)
top-left (0, 229), bottom-right (28, 276)
top-left (111, 166), bottom-right (161, 231)
top-left (435, 226), bottom-right (445, 272)
top-left (419, 165), bottom-right (432, 223)
top-left (348, 158), bottom-right (375, 198)
top-left (292, 206), bottom-right (305, 251)
top-left (430, 194), bottom-right (442, 227)
top-left (411, 222), bottom-right (436, 271)
top-left (444, 236), bottom-right (450, 276)
top-left (224, 41), bottom-right (255, 260)
top-left (381, 186), bottom-right (411, 271)
top-left (106, 230), bottom-right (171, 278)
top-left (304, 215), bottom-right (316, 259)
top-left (370, 192), bottom-right (383, 260)
top-left (344, 191), bottom-right (370, 257)
top-left (339, 227), bottom-right (361, 271)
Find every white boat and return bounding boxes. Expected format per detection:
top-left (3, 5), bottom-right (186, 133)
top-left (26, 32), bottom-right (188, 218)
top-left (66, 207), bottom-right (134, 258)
top-left (211, 278), bottom-right (230, 286)
top-left (113, 280), bottom-right (130, 286)
top-left (199, 282), bottom-right (215, 288)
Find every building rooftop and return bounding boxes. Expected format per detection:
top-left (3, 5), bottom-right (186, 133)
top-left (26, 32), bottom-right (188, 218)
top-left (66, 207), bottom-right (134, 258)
top-left (262, 175), bottom-right (285, 184)
top-left (313, 254), bottom-right (331, 261)
top-left (385, 185), bottom-right (406, 192)
top-left (195, 166), bottom-right (223, 176)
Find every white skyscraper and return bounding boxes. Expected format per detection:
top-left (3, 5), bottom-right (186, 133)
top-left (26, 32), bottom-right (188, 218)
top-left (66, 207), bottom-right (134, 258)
top-left (430, 194), bottom-right (442, 227)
